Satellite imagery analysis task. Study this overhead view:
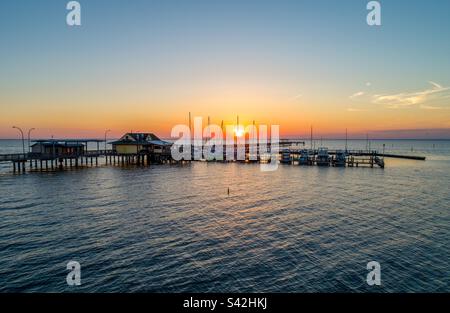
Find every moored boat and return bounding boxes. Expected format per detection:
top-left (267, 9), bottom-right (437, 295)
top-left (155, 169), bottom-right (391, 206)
top-left (299, 149), bottom-right (309, 165)
top-left (281, 148), bottom-right (291, 164)
top-left (333, 149), bottom-right (346, 167)
top-left (316, 147), bottom-right (330, 166)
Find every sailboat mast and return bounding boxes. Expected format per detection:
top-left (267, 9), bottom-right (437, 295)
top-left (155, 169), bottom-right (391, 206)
top-left (345, 128), bottom-right (348, 152)
top-left (189, 112), bottom-right (192, 133)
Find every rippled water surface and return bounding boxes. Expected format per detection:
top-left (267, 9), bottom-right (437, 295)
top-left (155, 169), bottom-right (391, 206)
top-left (0, 140), bottom-right (449, 292)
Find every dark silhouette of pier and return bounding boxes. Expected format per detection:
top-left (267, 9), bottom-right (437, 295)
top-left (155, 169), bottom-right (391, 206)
top-left (0, 144), bottom-right (425, 173)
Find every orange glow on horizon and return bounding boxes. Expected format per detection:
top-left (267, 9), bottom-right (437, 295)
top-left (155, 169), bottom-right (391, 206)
top-left (1, 88), bottom-right (449, 139)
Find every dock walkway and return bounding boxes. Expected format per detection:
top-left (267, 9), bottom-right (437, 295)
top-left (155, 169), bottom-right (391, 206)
top-left (0, 146), bottom-right (426, 173)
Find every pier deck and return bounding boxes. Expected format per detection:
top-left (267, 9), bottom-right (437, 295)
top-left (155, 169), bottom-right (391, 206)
top-left (0, 146), bottom-right (426, 173)
top-left (0, 149), bottom-right (173, 173)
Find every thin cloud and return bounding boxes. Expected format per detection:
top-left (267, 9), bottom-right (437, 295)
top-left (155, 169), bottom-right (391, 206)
top-left (349, 91), bottom-right (365, 99)
top-left (429, 81), bottom-right (443, 89)
top-left (420, 104), bottom-right (445, 110)
top-left (347, 107), bottom-right (365, 112)
top-left (289, 94), bottom-right (303, 101)
top-left (372, 81), bottom-right (449, 109)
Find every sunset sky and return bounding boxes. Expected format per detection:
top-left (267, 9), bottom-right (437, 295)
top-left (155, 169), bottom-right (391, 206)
top-left (1, 0), bottom-right (450, 139)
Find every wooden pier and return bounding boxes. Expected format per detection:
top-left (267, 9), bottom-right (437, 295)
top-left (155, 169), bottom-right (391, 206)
top-left (0, 149), bottom-right (177, 173)
top-left (0, 135), bottom-right (426, 173)
top-left (279, 147), bottom-right (430, 168)
top-left (0, 148), bottom-right (427, 173)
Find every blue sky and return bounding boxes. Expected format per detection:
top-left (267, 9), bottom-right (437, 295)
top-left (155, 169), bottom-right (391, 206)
top-left (1, 0), bottom-right (450, 138)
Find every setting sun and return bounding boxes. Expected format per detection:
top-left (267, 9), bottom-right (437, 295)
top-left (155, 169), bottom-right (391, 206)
top-left (234, 127), bottom-right (244, 138)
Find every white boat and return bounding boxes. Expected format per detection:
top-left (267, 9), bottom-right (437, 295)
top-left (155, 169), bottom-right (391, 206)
top-left (299, 149), bottom-right (309, 165)
top-left (333, 149), bottom-right (346, 167)
top-left (316, 147), bottom-right (330, 166)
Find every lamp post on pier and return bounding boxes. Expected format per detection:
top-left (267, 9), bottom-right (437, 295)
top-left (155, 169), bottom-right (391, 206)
top-left (12, 126), bottom-right (25, 154)
top-left (104, 129), bottom-right (111, 151)
top-left (27, 128), bottom-right (35, 153)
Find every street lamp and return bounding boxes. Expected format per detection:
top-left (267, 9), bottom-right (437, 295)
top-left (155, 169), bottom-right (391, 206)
top-left (28, 128), bottom-right (35, 153)
top-left (104, 129), bottom-right (111, 151)
top-left (12, 126), bottom-right (25, 154)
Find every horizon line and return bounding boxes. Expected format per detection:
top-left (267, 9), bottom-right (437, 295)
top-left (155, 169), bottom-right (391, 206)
top-left (1, 137), bottom-right (450, 141)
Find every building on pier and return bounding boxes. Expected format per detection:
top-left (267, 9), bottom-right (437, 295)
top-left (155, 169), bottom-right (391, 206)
top-left (31, 141), bottom-right (85, 156)
top-left (110, 133), bottom-right (172, 155)
top-left (30, 139), bottom-right (104, 158)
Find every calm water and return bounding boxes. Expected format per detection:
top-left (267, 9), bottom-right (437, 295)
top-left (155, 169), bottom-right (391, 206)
top-left (0, 139), bottom-right (449, 292)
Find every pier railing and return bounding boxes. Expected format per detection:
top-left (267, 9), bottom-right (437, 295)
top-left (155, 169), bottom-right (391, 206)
top-left (0, 150), bottom-right (116, 162)
top-left (0, 148), bottom-right (426, 163)
top-left (0, 153), bottom-right (29, 162)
